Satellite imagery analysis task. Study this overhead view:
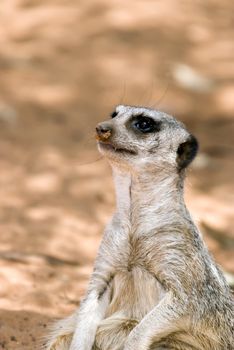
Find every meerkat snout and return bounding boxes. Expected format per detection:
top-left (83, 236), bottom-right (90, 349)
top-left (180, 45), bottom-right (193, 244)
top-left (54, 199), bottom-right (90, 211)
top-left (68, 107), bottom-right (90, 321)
top-left (96, 122), bottom-right (112, 142)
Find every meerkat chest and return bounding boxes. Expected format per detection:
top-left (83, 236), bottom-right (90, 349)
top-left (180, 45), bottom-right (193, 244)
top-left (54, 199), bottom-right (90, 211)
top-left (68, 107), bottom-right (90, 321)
top-left (115, 232), bottom-right (158, 273)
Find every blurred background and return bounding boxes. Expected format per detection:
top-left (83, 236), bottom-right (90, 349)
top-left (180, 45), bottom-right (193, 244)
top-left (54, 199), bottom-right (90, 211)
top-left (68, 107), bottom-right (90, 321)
top-left (0, 0), bottom-right (233, 348)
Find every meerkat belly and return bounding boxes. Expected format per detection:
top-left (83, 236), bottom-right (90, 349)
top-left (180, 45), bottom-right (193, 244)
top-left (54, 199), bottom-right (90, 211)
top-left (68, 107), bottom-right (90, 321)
top-left (106, 266), bottom-right (165, 320)
top-left (92, 266), bottom-right (165, 350)
top-left (93, 267), bottom-right (165, 350)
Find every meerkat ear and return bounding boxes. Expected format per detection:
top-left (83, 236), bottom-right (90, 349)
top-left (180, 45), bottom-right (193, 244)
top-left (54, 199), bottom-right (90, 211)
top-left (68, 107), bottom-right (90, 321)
top-left (176, 134), bottom-right (198, 170)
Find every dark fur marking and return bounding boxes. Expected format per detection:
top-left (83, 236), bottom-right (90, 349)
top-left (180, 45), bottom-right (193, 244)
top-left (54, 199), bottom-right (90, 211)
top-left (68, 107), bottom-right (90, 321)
top-left (98, 273), bottom-right (114, 300)
top-left (125, 114), bottom-right (161, 138)
top-left (148, 142), bottom-right (160, 154)
top-left (110, 111), bottom-right (118, 119)
top-left (177, 134), bottom-right (198, 170)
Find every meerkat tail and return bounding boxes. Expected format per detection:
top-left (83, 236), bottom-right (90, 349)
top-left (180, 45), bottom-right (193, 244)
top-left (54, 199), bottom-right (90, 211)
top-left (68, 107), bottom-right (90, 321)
top-left (45, 313), bottom-right (76, 350)
top-left (93, 315), bottom-right (139, 350)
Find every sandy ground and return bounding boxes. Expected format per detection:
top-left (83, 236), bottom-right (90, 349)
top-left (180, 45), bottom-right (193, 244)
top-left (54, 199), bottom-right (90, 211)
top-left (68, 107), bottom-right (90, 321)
top-left (0, 0), bottom-right (233, 349)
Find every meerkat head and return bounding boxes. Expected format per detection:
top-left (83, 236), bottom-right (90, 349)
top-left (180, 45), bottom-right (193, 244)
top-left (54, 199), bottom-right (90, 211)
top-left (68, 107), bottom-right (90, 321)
top-left (96, 105), bottom-right (198, 174)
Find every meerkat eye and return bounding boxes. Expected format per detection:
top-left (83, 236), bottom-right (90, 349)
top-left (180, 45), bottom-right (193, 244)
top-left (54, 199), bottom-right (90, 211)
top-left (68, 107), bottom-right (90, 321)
top-left (134, 116), bottom-right (160, 133)
top-left (110, 111), bottom-right (118, 119)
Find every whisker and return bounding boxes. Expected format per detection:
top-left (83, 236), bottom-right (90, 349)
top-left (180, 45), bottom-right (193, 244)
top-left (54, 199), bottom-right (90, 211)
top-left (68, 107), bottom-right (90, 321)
top-left (119, 80), bottom-right (127, 105)
top-left (145, 78), bottom-right (155, 107)
top-left (150, 76), bottom-right (170, 109)
top-left (76, 155), bottom-right (104, 167)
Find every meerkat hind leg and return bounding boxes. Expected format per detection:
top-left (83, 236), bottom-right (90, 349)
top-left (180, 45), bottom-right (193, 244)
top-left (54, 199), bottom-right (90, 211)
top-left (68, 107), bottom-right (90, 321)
top-left (93, 316), bottom-right (139, 350)
top-left (151, 346), bottom-right (197, 350)
top-left (150, 337), bottom-right (198, 350)
top-left (46, 313), bottom-right (76, 350)
top-left (46, 333), bottom-right (73, 350)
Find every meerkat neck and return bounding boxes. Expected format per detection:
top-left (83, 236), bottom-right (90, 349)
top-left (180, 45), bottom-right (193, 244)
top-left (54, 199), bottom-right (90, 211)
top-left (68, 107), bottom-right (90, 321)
top-left (112, 167), bottom-right (132, 218)
top-left (112, 167), bottom-right (188, 232)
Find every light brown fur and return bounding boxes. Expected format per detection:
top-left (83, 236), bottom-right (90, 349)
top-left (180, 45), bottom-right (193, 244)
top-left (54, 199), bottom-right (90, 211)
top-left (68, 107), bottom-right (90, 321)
top-left (46, 106), bottom-right (234, 350)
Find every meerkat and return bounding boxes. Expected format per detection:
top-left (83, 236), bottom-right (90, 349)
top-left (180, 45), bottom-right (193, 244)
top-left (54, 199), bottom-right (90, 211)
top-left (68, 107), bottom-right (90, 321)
top-left (46, 105), bottom-right (234, 350)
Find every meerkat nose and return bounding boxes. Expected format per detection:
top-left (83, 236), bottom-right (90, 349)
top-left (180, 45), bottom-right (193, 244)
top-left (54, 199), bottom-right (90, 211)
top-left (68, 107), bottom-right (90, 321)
top-left (95, 123), bottom-right (112, 141)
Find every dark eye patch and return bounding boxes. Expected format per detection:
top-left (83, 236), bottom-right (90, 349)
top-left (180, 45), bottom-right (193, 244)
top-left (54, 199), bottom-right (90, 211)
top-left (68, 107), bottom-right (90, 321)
top-left (110, 111), bottom-right (118, 119)
top-left (132, 114), bottom-right (161, 133)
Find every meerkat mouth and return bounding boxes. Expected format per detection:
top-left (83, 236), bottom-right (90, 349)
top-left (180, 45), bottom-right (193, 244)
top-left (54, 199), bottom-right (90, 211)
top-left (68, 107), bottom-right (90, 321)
top-left (98, 141), bottom-right (137, 155)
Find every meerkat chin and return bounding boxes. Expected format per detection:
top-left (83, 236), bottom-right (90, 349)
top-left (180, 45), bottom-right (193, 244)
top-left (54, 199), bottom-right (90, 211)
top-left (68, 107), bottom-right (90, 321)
top-left (46, 105), bottom-right (234, 350)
